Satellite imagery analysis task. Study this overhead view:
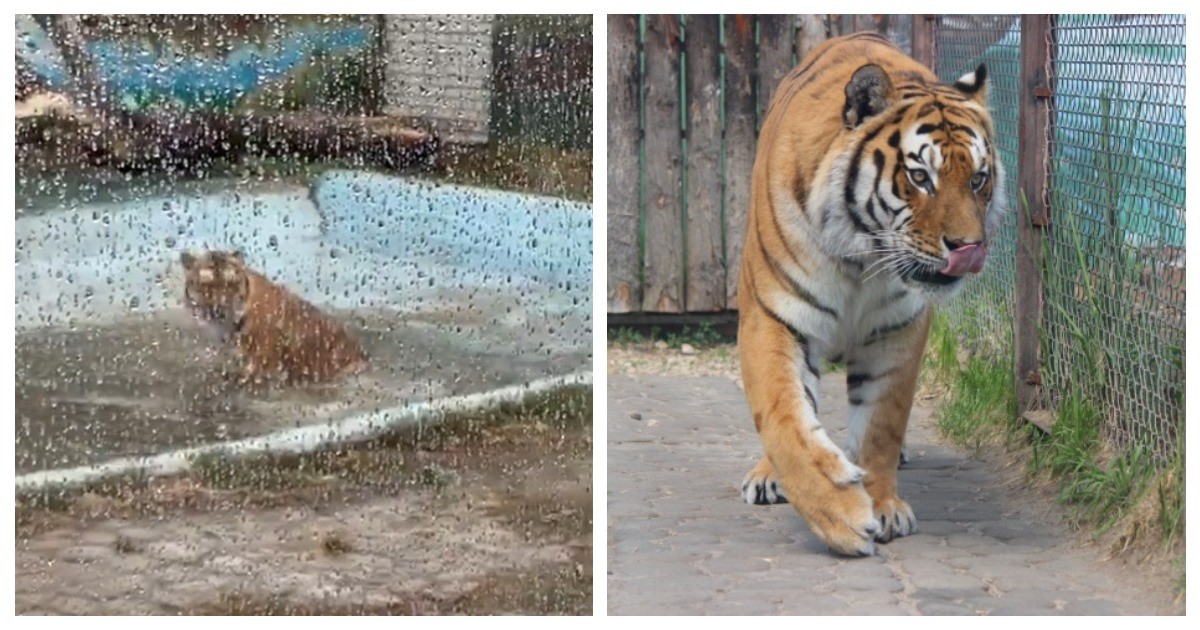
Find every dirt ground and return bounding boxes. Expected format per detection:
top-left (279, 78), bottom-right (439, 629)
top-left (15, 389), bottom-right (593, 615)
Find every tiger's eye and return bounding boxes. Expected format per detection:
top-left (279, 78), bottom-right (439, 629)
top-left (971, 172), bottom-right (988, 190)
top-left (910, 169), bottom-right (929, 184)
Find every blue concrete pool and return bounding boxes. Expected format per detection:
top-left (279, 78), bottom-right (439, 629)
top-left (14, 170), bottom-right (592, 477)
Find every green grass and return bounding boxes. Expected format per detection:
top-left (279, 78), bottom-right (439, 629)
top-left (608, 327), bottom-right (646, 345)
top-left (926, 312), bottom-right (1184, 550)
top-left (607, 321), bottom-right (726, 349)
top-left (664, 322), bottom-right (723, 348)
top-left (926, 315), bottom-right (1016, 451)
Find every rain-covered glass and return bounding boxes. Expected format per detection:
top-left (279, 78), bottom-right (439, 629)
top-left (15, 14), bottom-right (593, 615)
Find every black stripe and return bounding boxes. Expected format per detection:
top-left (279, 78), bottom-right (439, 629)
top-left (951, 124), bottom-right (978, 139)
top-left (749, 277), bottom-right (820, 417)
top-left (865, 306), bottom-right (926, 345)
top-left (863, 198), bottom-right (881, 229)
top-left (869, 150), bottom-right (887, 224)
top-left (846, 372), bottom-right (872, 390)
top-left (846, 153), bottom-right (862, 205)
top-left (877, 195), bottom-right (905, 217)
top-left (888, 131), bottom-right (900, 147)
top-left (946, 105), bottom-right (985, 128)
top-left (753, 283), bottom-right (809, 349)
top-left (848, 395), bottom-right (866, 406)
top-left (846, 204), bottom-right (874, 234)
top-left (916, 123), bottom-right (940, 135)
top-left (846, 366), bottom-right (897, 393)
top-left (758, 235), bottom-right (839, 319)
top-left (763, 186), bottom-right (810, 273)
top-left (804, 345), bottom-right (821, 378)
top-left (845, 124), bottom-right (887, 206)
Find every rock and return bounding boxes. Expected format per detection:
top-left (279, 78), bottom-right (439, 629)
top-left (653, 340), bottom-right (668, 351)
top-left (680, 343), bottom-right (696, 355)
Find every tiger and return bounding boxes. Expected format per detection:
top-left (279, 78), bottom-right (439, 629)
top-left (736, 32), bottom-right (1005, 556)
top-left (180, 250), bottom-right (368, 385)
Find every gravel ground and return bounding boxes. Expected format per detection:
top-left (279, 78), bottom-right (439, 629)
top-left (608, 343), bottom-right (741, 382)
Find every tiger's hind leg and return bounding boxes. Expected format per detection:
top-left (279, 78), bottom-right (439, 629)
top-left (844, 308), bottom-right (931, 543)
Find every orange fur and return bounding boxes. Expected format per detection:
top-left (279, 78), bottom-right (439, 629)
top-left (737, 33), bottom-right (1004, 555)
top-left (181, 250), bottom-right (367, 385)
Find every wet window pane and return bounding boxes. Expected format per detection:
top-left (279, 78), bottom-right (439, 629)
top-left (16, 14), bottom-right (593, 615)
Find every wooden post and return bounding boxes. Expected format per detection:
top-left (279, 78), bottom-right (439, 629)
top-left (795, 15), bottom-right (826, 63)
top-left (723, 15), bottom-right (756, 309)
top-left (756, 15), bottom-right (795, 125)
top-left (683, 15), bottom-right (723, 311)
top-left (1015, 15), bottom-right (1054, 417)
top-left (641, 15), bottom-right (684, 313)
top-left (911, 14), bottom-right (936, 71)
top-left (607, 15), bottom-right (642, 313)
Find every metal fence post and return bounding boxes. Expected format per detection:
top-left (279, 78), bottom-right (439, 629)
top-left (1015, 15), bottom-right (1054, 420)
top-left (911, 14), bottom-right (936, 70)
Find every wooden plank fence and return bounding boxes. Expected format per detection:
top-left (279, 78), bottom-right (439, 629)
top-left (606, 14), bottom-right (912, 314)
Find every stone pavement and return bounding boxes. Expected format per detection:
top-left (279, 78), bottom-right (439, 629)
top-left (607, 375), bottom-right (1178, 615)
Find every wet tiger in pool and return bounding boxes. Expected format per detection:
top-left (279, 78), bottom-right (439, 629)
top-left (180, 250), bottom-right (368, 385)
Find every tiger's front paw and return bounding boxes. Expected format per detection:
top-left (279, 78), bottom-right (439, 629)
top-left (803, 481), bottom-right (879, 557)
top-left (872, 495), bottom-right (916, 543)
top-left (780, 457), bottom-right (879, 557)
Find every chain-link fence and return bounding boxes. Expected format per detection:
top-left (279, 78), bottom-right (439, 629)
top-left (928, 14), bottom-right (1186, 461)
top-left (935, 16), bottom-right (1020, 356)
top-left (1044, 15), bottom-right (1185, 459)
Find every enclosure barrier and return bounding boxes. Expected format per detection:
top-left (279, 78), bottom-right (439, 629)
top-left (925, 14), bottom-right (1185, 461)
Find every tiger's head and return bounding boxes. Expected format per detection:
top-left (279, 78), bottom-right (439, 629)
top-left (824, 63), bottom-right (1006, 295)
top-left (180, 250), bottom-right (250, 323)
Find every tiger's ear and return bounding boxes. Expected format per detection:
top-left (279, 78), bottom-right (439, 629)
top-left (180, 251), bottom-right (196, 268)
top-left (220, 250), bottom-right (246, 266)
top-left (953, 64), bottom-right (988, 105)
top-left (844, 64), bottom-right (895, 129)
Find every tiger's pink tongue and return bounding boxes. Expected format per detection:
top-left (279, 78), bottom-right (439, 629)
top-left (940, 244), bottom-right (987, 276)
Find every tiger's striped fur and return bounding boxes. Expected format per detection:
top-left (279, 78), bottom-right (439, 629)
top-left (737, 32), bottom-right (1006, 556)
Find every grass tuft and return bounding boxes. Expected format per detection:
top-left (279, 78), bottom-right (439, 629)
top-left (927, 311), bottom-right (1183, 561)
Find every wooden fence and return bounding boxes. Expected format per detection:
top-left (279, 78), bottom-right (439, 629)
top-left (606, 14), bottom-right (912, 314)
